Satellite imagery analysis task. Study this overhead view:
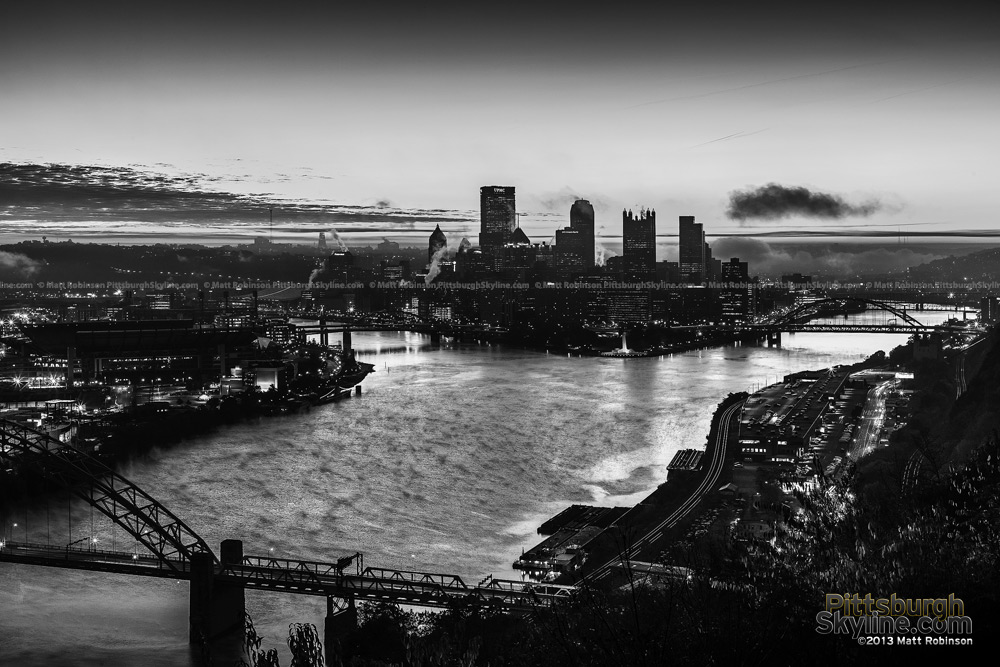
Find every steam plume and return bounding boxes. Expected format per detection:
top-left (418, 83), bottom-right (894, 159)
top-left (327, 227), bottom-right (348, 251)
top-left (425, 244), bottom-right (449, 284)
top-left (0, 251), bottom-right (44, 277)
top-left (307, 267), bottom-right (323, 287)
top-left (595, 243), bottom-right (611, 267)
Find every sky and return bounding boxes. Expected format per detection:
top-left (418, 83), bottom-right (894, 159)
top-left (1, 1), bottom-right (999, 259)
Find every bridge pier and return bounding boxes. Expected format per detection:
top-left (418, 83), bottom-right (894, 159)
top-left (766, 331), bottom-right (782, 347)
top-left (189, 540), bottom-right (246, 662)
top-left (66, 345), bottom-right (75, 388)
top-left (343, 328), bottom-right (352, 352)
top-left (430, 331), bottom-right (442, 345)
top-left (324, 596), bottom-right (357, 666)
top-left (319, 316), bottom-right (329, 346)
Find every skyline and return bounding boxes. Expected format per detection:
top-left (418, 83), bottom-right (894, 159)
top-left (0, 159), bottom-right (984, 278)
top-left (2, 2), bottom-right (998, 243)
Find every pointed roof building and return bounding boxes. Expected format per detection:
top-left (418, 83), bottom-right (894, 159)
top-left (428, 224), bottom-right (448, 263)
top-left (510, 226), bottom-right (531, 245)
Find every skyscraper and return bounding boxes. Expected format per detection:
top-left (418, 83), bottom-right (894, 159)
top-left (555, 227), bottom-right (586, 276)
top-left (479, 186), bottom-right (516, 272)
top-left (721, 257), bottom-right (753, 323)
top-left (679, 216), bottom-right (705, 284)
top-left (704, 242), bottom-right (721, 282)
top-left (504, 227), bottom-right (536, 278)
top-left (570, 199), bottom-right (595, 270)
top-left (623, 208), bottom-right (656, 278)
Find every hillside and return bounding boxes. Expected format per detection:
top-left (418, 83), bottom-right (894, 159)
top-left (906, 246), bottom-right (1000, 283)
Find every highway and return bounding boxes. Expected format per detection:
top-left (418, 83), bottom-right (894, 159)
top-left (585, 400), bottom-right (744, 583)
top-left (849, 380), bottom-right (893, 460)
top-left (955, 336), bottom-right (987, 398)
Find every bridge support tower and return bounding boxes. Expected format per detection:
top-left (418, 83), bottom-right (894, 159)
top-left (766, 331), bottom-right (782, 347)
top-left (324, 596), bottom-right (357, 666)
top-left (430, 331), bottom-right (442, 345)
top-left (189, 539), bottom-right (246, 660)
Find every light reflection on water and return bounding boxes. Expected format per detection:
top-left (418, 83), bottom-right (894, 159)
top-left (0, 310), bottom-right (959, 665)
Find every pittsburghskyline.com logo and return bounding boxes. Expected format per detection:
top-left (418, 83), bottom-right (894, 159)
top-left (815, 594), bottom-right (973, 646)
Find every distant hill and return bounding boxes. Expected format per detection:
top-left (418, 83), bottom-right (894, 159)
top-left (906, 246), bottom-right (1000, 283)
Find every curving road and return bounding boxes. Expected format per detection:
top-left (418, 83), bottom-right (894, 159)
top-left (849, 380), bottom-right (893, 460)
top-left (955, 337), bottom-right (986, 399)
top-left (585, 400), bottom-right (744, 582)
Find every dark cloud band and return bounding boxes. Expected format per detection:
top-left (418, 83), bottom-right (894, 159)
top-left (726, 183), bottom-right (883, 220)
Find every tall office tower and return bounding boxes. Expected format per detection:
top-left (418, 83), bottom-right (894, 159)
top-left (479, 186), bottom-right (516, 272)
top-left (720, 257), bottom-right (753, 323)
top-left (679, 216), bottom-right (706, 284)
top-left (721, 257), bottom-right (749, 282)
top-left (318, 232), bottom-right (327, 250)
top-left (325, 250), bottom-right (355, 282)
top-left (622, 208), bottom-right (656, 278)
top-left (570, 199), bottom-right (595, 270)
top-left (428, 224), bottom-right (448, 264)
top-left (704, 242), bottom-right (721, 282)
top-left (555, 226), bottom-right (586, 276)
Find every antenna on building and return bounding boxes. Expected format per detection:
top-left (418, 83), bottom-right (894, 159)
top-left (269, 208), bottom-right (273, 242)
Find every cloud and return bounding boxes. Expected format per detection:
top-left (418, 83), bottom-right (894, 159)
top-left (726, 183), bottom-right (885, 221)
top-left (0, 162), bottom-right (238, 208)
top-left (712, 237), bottom-right (944, 278)
top-left (0, 162), bottom-right (475, 233)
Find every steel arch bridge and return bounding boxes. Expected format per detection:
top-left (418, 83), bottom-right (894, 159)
top-left (0, 419), bottom-right (216, 569)
top-left (770, 297), bottom-right (925, 329)
top-left (0, 419), bottom-right (575, 617)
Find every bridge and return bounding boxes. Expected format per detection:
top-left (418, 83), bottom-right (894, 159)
top-left (0, 420), bottom-right (573, 654)
top-left (291, 298), bottom-right (974, 346)
top-left (738, 297), bottom-right (975, 343)
top-left (288, 315), bottom-right (506, 347)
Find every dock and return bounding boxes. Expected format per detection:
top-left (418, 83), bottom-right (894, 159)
top-left (515, 505), bottom-right (629, 579)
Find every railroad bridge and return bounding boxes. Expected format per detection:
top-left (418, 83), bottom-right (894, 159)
top-left (0, 420), bottom-right (572, 658)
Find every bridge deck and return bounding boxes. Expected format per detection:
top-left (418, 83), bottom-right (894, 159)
top-left (742, 323), bottom-right (963, 333)
top-left (0, 542), bottom-right (573, 609)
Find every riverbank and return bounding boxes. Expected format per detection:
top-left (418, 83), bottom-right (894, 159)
top-left (0, 321), bottom-right (962, 666)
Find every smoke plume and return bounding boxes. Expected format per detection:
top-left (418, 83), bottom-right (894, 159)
top-left (726, 183), bottom-right (883, 221)
top-left (326, 227), bottom-right (348, 251)
top-left (536, 187), bottom-right (610, 213)
top-left (425, 244), bottom-right (449, 284)
top-left (0, 251), bottom-right (44, 277)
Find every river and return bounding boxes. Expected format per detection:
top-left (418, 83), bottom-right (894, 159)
top-left (0, 309), bottom-right (963, 665)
